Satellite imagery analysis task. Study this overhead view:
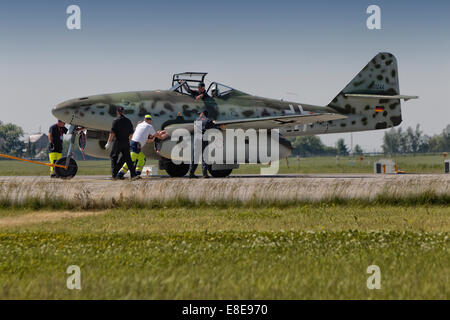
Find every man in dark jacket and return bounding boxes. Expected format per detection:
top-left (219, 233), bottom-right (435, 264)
top-left (105, 106), bottom-right (139, 180)
top-left (48, 120), bottom-right (68, 178)
top-left (189, 110), bottom-right (217, 179)
top-left (180, 81), bottom-right (210, 101)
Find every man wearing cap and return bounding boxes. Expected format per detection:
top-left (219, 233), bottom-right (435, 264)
top-left (105, 106), bottom-right (139, 180)
top-left (48, 120), bottom-right (68, 178)
top-left (117, 115), bottom-right (164, 178)
top-left (188, 110), bottom-right (217, 179)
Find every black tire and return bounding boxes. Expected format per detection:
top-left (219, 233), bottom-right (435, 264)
top-left (55, 157), bottom-right (78, 178)
top-left (207, 165), bottom-right (233, 178)
top-left (162, 159), bottom-right (190, 177)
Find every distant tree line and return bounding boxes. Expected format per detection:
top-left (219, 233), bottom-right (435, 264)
top-left (382, 124), bottom-right (450, 154)
top-left (290, 123), bottom-right (449, 157)
top-left (290, 136), bottom-right (353, 157)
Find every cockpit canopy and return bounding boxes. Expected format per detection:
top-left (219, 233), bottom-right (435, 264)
top-left (169, 72), bottom-right (235, 98)
top-left (171, 72), bottom-right (207, 88)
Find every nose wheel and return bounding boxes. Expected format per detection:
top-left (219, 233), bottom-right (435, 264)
top-left (207, 165), bottom-right (233, 178)
top-left (55, 125), bottom-right (82, 179)
top-left (55, 157), bottom-right (78, 178)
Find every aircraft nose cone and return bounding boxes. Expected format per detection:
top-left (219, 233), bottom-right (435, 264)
top-left (52, 100), bottom-right (74, 123)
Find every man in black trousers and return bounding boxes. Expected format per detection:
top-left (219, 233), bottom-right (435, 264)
top-left (105, 106), bottom-right (140, 180)
top-left (189, 110), bottom-right (217, 179)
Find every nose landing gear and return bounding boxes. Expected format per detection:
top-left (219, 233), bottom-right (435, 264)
top-left (54, 125), bottom-right (82, 179)
top-left (55, 157), bottom-right (78, 178)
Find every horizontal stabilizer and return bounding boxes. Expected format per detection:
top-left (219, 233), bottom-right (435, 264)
top-left (165, 113), bottom-right (347, 134)
top-left (345, 94), bottom-right (419, 101)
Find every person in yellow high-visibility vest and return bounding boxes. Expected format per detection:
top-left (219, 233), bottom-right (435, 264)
top-left (48, 120), bottom-right (68, 178)
top-left (117, 115), bottom-right (165, 178)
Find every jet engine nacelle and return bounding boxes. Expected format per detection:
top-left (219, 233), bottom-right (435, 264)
top-left (83, 130), bottom-right (110, 159)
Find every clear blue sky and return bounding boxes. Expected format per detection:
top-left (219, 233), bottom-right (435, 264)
top-left (1, 0), bottom-right (449, 151)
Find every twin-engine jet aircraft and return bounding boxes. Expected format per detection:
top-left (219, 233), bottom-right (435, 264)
top-left (52, 52), bottom-right (417, 178)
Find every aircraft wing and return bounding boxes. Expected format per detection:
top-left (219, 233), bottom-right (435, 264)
top-left (164, 113), bottom-right (346, 134)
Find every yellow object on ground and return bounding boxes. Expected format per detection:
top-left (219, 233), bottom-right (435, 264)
top-left (49, 152), bottom-right (62, 173)
top-left (120, 151), bottom-right (146, 174)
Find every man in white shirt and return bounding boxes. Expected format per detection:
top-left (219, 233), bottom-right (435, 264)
top-left (117, 115), bottom-right (161, 178)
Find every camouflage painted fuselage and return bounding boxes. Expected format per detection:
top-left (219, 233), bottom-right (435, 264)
top-left (52, 89), bottom-right (333, 133)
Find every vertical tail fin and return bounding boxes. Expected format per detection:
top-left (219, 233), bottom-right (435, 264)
top-left (327, 52), bottom-right (404, 130)
top-left (343, 52), bottom-right (400, 95)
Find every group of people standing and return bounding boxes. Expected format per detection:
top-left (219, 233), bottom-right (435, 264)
top-left (104, 106), bottom-right (168, 180)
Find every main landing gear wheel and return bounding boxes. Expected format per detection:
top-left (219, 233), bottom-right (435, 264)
top-left (207, 165), bottom-right (233, 178)
top-left (161, 158), bottom-right (190, 177)
top-left (55, 157), bottom-right (78, 179)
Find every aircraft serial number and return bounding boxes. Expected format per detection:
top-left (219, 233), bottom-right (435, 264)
top-left (373, 82), bottom-right (385, 90)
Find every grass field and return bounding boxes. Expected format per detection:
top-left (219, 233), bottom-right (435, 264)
top-left (0, 154), bottom-right (448, 299)
top-left (234, 153), bottom-right (449, 175)
top-left (0, 204), bottom-right (448, 299)
top-left (0, 153), bottom-right (447, 176)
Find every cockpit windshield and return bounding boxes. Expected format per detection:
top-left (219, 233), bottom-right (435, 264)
top-left (207, 82), bottom-right (234, 97)
top-left (169, 81), bottom-right (192, 95)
